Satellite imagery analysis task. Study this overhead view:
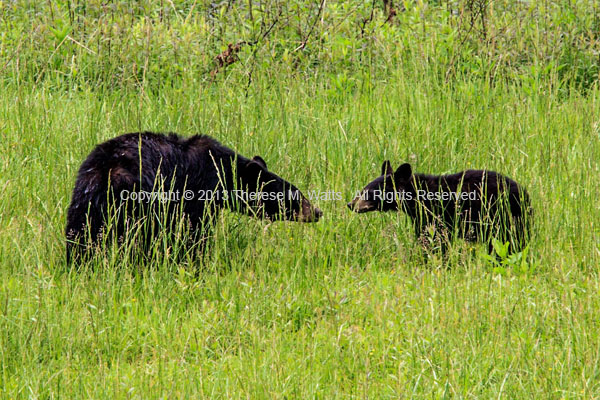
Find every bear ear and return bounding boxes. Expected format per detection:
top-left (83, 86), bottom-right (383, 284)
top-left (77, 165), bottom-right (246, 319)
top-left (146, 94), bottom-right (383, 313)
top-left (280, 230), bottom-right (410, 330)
top-left (381, 160), bottom-right (393, 176)
top-left (251, 156), bottom-right (267, 170)
top-left (394, 163), bottom-right (412, 181)
top-left (245, 159), bottom-right (265, 177)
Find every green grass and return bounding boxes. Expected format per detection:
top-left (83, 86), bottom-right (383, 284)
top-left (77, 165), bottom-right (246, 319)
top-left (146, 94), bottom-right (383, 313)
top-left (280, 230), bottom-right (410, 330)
top-left (2, 1), bottom-right (600, 398)
top-left (2, 71), bottom-right (599, 398)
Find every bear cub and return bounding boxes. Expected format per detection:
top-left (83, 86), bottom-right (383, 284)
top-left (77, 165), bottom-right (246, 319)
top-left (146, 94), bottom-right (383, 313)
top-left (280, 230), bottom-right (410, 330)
top-left (348, 161), bottom-right (532, 255)
top-left (66, 132), bottom-right (322, 263)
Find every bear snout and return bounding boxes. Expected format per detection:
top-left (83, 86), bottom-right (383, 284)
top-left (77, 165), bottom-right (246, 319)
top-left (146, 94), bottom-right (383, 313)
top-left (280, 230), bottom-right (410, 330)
top-left (348, 197), bottom-right (373, 213)
top-left (313, 207), bottom-right (323, 220)
top-left (297, 198), bottom-right (322, 222)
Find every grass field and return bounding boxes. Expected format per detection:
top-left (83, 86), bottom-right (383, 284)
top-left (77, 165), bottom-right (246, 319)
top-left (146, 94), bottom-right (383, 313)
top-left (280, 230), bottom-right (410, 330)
top-left (1, 1), bottom-right (600, 398)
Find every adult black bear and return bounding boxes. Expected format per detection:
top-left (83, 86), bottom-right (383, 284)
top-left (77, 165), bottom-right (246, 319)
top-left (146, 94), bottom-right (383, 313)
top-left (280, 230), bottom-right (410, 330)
top-left (66, 132), bottom-right (322, 263)
top-left (348, 161), bottom-right (532, 255)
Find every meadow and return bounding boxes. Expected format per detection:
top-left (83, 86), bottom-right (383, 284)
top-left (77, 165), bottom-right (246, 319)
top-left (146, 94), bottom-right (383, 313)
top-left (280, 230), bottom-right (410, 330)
top-left (1, 0), bottom-right (599, 398)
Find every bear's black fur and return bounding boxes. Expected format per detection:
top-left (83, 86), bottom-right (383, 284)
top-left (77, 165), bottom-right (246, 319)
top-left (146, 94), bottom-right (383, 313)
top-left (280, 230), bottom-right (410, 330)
top-left (348, 161), bottom-right (532, 255)
top-left (66, 132), bottom-right (322, 263)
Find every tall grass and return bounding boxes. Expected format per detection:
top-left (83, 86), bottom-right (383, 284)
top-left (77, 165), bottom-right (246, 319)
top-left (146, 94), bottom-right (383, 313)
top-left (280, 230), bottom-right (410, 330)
top-left (1, 0), bottom-right (600, 398)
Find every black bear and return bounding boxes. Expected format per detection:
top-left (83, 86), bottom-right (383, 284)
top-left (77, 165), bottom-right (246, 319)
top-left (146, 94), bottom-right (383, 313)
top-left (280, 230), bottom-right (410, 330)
top-left (348, 161), bottom-right (532, 255)
top-left (66, 132), bottom-right (322, 263)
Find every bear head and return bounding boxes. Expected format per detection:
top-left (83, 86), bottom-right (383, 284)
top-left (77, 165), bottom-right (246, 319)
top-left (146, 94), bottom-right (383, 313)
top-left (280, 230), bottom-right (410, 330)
top-left (347, 161), bottom-right (413, 213)
top-left (237, 156), bottom-right (322, 222)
